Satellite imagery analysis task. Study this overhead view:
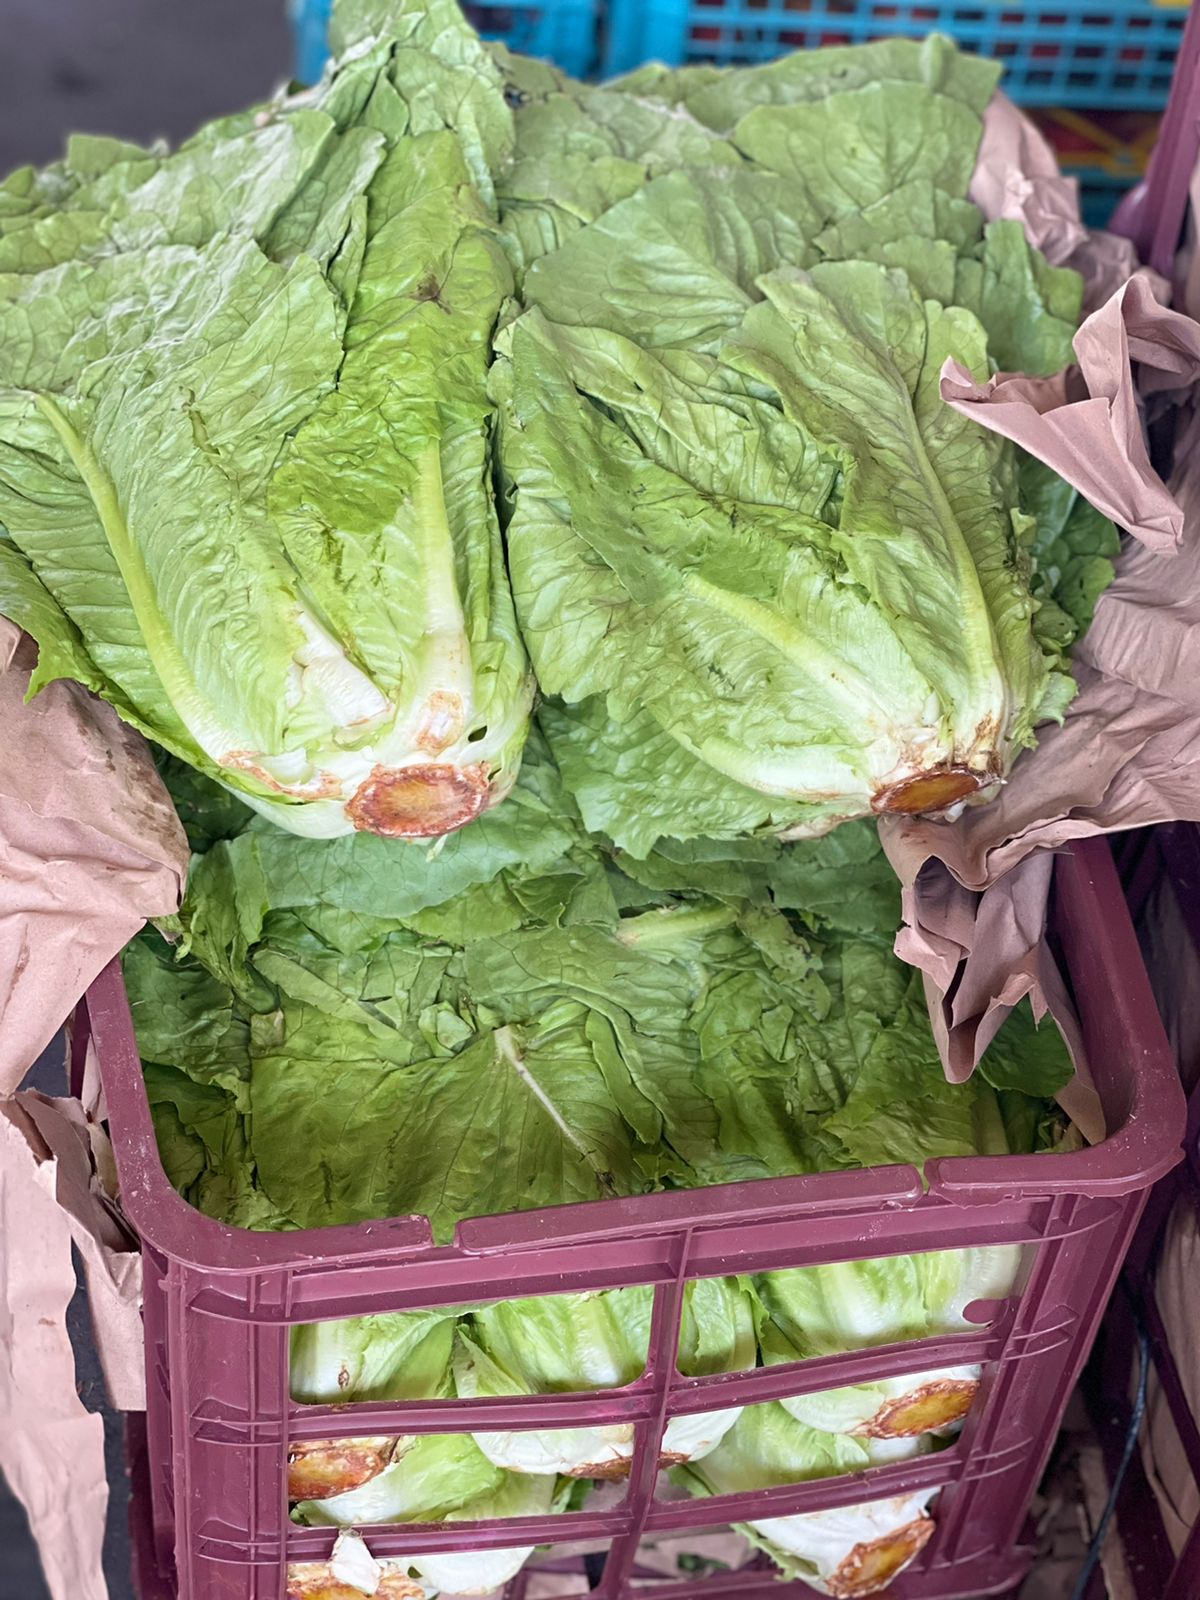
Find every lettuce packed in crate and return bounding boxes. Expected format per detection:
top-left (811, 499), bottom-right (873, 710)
top-left (756, 1244), bottom-right (1021, 1438)
top-left (293, 1431), bottom-right (564, 1597)
top-left (454, 1278), bottom-right (757, 1476)
top-left (128, 746), bottom-right (1072, 1243)
top-left (678, 1407), bottom-right (939, 1597)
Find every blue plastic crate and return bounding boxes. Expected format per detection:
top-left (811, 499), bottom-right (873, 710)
top-left (288, 0), bottom-right (599, 82)
top-left (603, 0), bottom-right (1189, 109)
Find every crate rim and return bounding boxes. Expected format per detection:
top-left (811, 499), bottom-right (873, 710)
top-left (90, 835), bottom-right (1185, 1280)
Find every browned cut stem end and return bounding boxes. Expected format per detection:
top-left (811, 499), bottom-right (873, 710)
top-left (346, 762), bottom-right (489, 838)
top-left (288, 1568), bottom-right (426, 1600)
top-left (566, 1455), bottom-right (631, 1481)
top-left (564, 1448), bottom-right (692, 1481)
top-left (286, 1437), bottom-right (395, 1502)
top-left (872, 767), bottom-right (986, 816)
top-left (828, 1516), bottom-right (935, 1597)
top-left (866, 1379), bottom-right (979, 1438)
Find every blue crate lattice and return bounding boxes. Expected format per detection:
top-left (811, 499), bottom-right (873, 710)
top-left (603, 0), bottom-right (1189, 109)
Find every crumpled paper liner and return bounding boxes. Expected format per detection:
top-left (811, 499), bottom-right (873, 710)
top-left (970, 92), bottom-right (1087, 267)
top-left (0, 1091), bottom-right (144, 1600)
top-left (0, 617), bottom-right (186, 1600)
top-left (970, 89), bottom-right (1153, 316)
top-left (884, 331), bottom-right (1200, 1138)
top-left (942, 273), bottom-right (1200, 554)
top-left (0, 620), bottom-right (187, 1093)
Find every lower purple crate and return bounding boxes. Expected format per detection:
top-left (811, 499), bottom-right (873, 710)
top-left (97, 838), bottom-right (1183, 1600)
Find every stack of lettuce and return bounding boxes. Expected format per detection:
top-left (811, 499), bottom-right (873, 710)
top-left (136, 735), bottom-right (1068, 1241)
top-left (0, 0), bottom-right (1117, 1595)
top-left (0, 0), bottom-right (1117, 847)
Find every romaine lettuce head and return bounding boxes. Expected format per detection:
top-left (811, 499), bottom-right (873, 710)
top-left (293, 1430), bottom-right (560, 1596)
top-left (678, 1405), bottom-right (937, 1595)
top-left (493, 44), bottom-right (1116, 852)
top-left (0, 0), bottom-right (532, 839)
top-left (756, 1245), bottom-right (1020, 1438)
top-left (290, 1308), bottom-right (457, 1405)
top-left (453, 1277), bottom-right (757, 1475)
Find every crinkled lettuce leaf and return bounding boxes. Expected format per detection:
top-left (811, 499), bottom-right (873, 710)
top-left (502, 248), bottom-right (1072, 852)
top-left (129, 735), bottom-right (1068, 1243)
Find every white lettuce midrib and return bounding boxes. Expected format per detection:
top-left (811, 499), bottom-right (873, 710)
top-left (375, 440), bottom-right (477, 762)
top-left (493, 1025), bottom-right (618, 1197)
top-left (881, 364), bottom-right (1012, 760)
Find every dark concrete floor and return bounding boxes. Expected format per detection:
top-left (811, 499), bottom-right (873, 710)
top-left (0, 5), bottom-right (294, 1592)
top-left (1, 1040), bottom-right (135, 1600)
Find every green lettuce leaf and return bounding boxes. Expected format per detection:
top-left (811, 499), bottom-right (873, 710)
top-left (1020, 454), bottom-right (1121, 639)
top-left (129, 735), bottom-right (1067, 1247)
top-left (290, 1310), bottom-right (456, 1404)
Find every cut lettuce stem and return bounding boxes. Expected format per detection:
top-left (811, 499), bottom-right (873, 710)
top-left (287, 1437), bottom-right (399, 1502)
top-left (288, 1563), bottom-right (428, 1600)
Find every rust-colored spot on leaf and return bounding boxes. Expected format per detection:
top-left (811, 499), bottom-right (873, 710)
top-left (221, 751), bottom-right (343, 801)
top-left (872, 766), bottom-right (985, 816)
top-left (865, 1379), bottom-right (978, 1438)
top-left (346, 763), bottom-right (489, 839)
top-left (827, 1515), bottom-right (935, 1598)
top-left (286, 1437), bottom-right (395, 1502)
top-left (414, 690), bottom-right (465, 755)
top-left (413, 274), bottom-right (450, 313)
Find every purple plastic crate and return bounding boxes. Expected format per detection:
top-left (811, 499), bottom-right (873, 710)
top-left (93, 837), bottom-right (1183, 1600)
top-left (1110, 0), bottom-right (1200, 273)
top-left (1088, 825), bottom-right (1200, 1600)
